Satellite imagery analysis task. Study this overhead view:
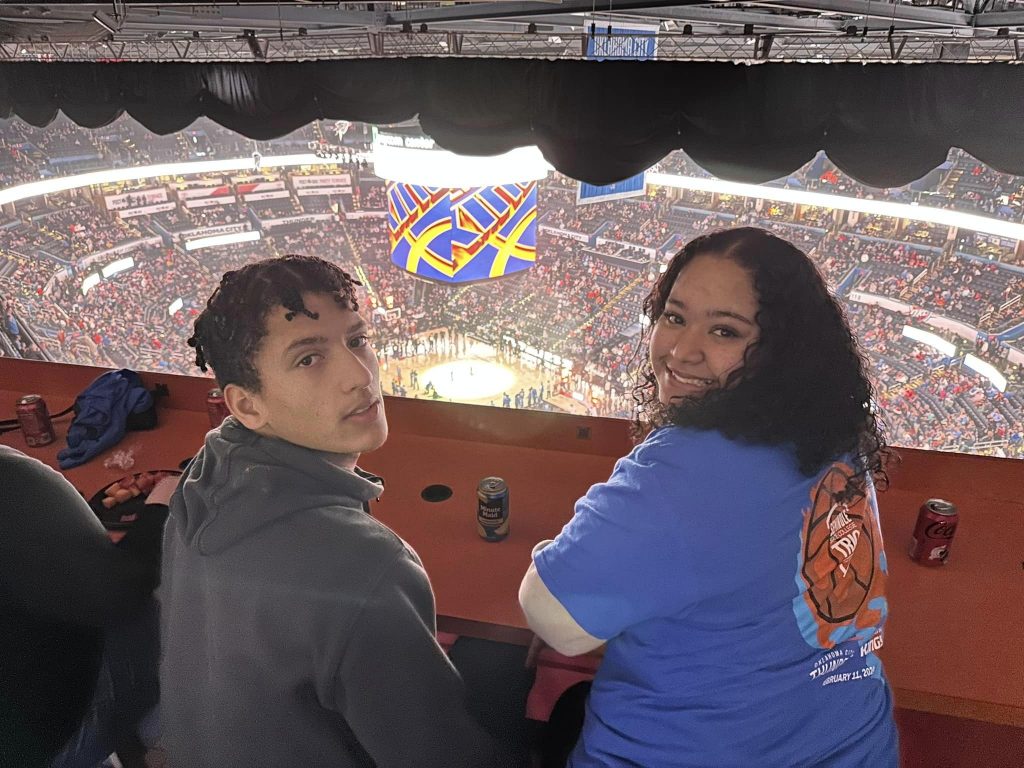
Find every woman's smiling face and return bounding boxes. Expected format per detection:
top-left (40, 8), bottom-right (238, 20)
top-left (649, 254), bottom-right (760, 405)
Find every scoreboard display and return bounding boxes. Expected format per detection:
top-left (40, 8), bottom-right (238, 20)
top-left (387, 181), bottom-right (537, 283)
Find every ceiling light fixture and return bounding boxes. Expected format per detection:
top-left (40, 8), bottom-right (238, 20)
top-left (91, 12), bottom-right (118, 36)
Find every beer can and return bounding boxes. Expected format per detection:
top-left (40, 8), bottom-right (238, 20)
top-left (909, 498), bottom-right (958, 566)
top-left (16, 394), bottom-right (56, 447)
top-left (206, 388), bottom-right (230, 428)
top-left (477, 477), bottom-right (510, 542)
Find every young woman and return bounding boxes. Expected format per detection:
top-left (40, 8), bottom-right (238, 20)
top-left (520, 227), bottom-right (897, 767)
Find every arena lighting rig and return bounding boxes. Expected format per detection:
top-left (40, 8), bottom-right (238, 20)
top-left (0, 153), bottom-right (363, 208)
top-left (4, 2), bottom-right (1024, 64)
top-left (4, 152), bottom-right (1024, 244)
top-left (645, 172), bottom-right (1024, 243)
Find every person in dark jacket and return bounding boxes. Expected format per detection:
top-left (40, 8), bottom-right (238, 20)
top-left (160, 255), bottom-right (498, 767)
top-left (0, 446), bottom-right (168, 768)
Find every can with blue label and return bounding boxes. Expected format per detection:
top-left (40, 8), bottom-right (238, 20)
top-left (477, 477), bottom-right (510, 542)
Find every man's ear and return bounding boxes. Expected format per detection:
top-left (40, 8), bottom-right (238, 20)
top-left (224, 383), bottom-right (268, 431)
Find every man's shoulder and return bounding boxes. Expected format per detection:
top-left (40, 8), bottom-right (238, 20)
top-left (281, 502), bottom-right (417, 581)
top-left (287, 509), bottom-right (432, 629)
top-left (325, 507), bottom-right (409, 562)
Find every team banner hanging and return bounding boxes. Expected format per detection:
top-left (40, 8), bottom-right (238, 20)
top-left (576, 17), bottom-right (657, 203)
top-left (577, 174), bottom-right (647, 205)
top-left (387, 181), bottom-right (537, 283)
top-left (583, 16), bottom-right (659, 61)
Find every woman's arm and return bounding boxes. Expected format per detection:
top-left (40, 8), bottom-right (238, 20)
top-left (518, 432), bottom-right (699, 651)
top-left (519, 553), bottom-right (604, 657)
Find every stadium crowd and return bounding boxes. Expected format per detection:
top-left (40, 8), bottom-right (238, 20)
top-left (1, 115), bottom-right (1022, 457)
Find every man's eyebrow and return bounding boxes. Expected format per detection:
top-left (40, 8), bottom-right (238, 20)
top-left (282, 335), bottom-right (328, 357)
top-left (666, 298), bottom-right (755, 326)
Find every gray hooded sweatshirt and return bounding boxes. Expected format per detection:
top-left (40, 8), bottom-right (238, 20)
top-left (160, 419), bottom-right (497, 767)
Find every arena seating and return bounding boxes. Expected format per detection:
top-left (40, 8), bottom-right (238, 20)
top-left (0, 114), bottom-right (1021, 456)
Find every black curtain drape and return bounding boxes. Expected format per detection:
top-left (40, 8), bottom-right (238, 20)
top-left (2, 59), bottom-right (1023, 187)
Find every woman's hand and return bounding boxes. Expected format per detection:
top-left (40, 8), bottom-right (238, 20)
top-left (525, 634), bottom-right (548, 669)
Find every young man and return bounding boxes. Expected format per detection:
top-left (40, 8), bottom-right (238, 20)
top-left (160, 255), bottom-right (497, 767)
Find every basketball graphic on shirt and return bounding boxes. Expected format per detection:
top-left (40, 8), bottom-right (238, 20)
top-left (794, 463), bottom-right (888, 649)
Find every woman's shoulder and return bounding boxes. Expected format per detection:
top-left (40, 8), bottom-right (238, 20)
top-left (638, 426), bottom-right (749, 457)
top-left (636, 426), bottom-right (801, 477)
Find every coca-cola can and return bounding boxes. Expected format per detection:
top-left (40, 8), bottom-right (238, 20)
top-left (16, 394), bottom-right (56, 447)
top-left (206, 388), bottom-right (230, 428)
top-left (909, 498), bottom-right (958, 566)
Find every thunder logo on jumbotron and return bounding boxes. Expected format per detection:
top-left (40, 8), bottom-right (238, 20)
top-left (387, 181), bottom-right (537, 283)
top-left (792, 463), bottom-right (889, 650)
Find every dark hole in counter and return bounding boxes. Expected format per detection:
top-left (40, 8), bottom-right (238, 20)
top-left (421, 484), bottom-right (453, 502)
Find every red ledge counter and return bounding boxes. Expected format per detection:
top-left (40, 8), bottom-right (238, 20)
top-left (2, 357), bottom-right (1022, 767)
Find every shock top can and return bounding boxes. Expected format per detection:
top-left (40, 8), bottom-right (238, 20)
top-left (206, 388), bottom-right (230, 428)
top-left (477, 477), bottom-right (510, 542)
top-left (16, 394), bottom-right (55, 447)
top-left (909, 498), bottom-right (959, 566)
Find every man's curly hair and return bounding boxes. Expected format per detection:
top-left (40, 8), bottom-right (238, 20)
top-left (187, 254), bottom-right (362, 392)
top-left (633, 227), bottom-right (890, 487)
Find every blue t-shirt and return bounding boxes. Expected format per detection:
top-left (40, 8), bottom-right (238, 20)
top-left (535, 427), bottom-right (898, 768)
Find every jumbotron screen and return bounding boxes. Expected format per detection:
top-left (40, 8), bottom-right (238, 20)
top-left (387, 181), bottom-right (537, 283)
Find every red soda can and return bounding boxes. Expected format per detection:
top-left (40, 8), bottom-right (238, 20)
top-left (16, 394), bottom-right (56, 447)
top-left (909, 498), bottom-right (958, 566)
top-left (206, 388), bottom-right (230, 428)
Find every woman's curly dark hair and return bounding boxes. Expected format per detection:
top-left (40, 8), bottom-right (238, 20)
top-left (633, 227), bottom-right (890, 488)
top-left (187, 254), bottom-right (361, 392)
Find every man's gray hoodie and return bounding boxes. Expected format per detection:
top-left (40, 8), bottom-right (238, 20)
top-left (159, 419), bottom-right (497, 767)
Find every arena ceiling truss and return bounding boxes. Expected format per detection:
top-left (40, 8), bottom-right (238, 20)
top-left (3, 1), bottom-right (1024, 62)
top-left (4, 3), bottom-right (1024, 188)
